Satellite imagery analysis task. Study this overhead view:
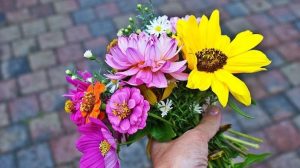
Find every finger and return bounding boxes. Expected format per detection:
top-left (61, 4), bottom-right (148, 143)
top-left (194, 105), bottom-right (222, 141)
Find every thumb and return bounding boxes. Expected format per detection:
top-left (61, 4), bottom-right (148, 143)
top-left (194, 105), bottom-right (222, 141)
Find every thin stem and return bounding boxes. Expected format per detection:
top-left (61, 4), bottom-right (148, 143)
top-left (228, 129), bottom-right (263, 143)
top-left (148, 112), bottom-right (174, 127)
top-left (223, 134), bottom-right (260, 149)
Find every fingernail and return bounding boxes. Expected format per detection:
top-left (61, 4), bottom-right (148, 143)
top-left (209, 106), bottom-right (220, 116)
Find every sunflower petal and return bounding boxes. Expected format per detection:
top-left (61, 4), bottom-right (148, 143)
top-left (211, 78), bottom-right (229, 107)
top-left (215, 70), bottom-right (251, 106)
top-left (224, 50), bottom-right (271, 73)
top-left (198, 15), bottom-right (209, 50)
top-left (214, 35), bottom-right (230, 54)
top-left (207, 10), bottom-right (221, 48)
top-left (228, 30), bottom-right (263, 57)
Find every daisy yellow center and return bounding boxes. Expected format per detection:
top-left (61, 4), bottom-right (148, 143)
top-left (112, 102), bottom-right (131, 119)
top-left (155, 25), bottom-right (162, 32)
top-left (99, 140), bottom-right (111, 156)
top-left (80, 92), bottom-right (95, 113)
top-left (196, 48), bottom-right (227, 72)
top-left (64, 100), bottom-right (74, 113)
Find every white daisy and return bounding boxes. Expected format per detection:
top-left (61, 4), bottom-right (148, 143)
top-left (83, 50), bottom-right (93, 59)
top-left (189, 103), bottom-right (204, 114)
top-left (157, 99), bottom-right (173, 117)
top-left (106, 80), bottom-right (119, 93)
top-left (146, 15), bottom-right (171, 36)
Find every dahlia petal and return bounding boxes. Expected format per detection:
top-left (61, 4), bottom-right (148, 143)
top-left (161, 60), bottom-right (187, 73)
top-left (116, 67), bottom-right (139, 76)
top-left (149, 72), bottom-right (168, 88)
top-left (126, 47), bottom-right (143, 62)
top-left (127, 75), bottom-right (144, 86)
top-left (118, 36), bottom-right (128, 53)
top-left (136, 69), bottom-right (153, 84)
top-left (170, 72), bottom-right (189, 81)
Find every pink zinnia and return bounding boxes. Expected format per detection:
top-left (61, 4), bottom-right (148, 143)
top-left (105, 33), bottom-right (188, 88)
top-left (106, 87), bottom-right (150, 134)
top-left (76, 118), bottom-right (120, 168)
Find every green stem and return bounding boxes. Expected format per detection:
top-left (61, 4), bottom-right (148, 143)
top-left (148, 113), bottom-right (174, 127)
top-left (228, 129), bottom-right (263, 143)
top-left (223, 134), bottom-right (260, 149)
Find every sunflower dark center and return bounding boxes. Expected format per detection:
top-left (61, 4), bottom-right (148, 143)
top-left (196, 48), bottom-right (227, 72)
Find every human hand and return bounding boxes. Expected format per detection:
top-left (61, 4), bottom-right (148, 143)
top-left (151, 106), bottom-right (222, 168)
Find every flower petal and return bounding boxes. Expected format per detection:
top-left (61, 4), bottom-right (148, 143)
top-left (207, 10), bottom-right (221, 48)
top-left (187, 70), bottom-right (212, 91)
top-left (211, 77), bottom-right (229, 107)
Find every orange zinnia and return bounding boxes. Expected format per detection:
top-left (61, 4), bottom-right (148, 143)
top-left (80, 82), bottom-right (106, 123)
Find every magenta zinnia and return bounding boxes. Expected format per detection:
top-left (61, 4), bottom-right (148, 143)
top-left (105, 32), bottom-right (188, 88)
top-left (106, 87), bottom-right (150, 134)
top-left (76, 118), bottom-right (120, 168)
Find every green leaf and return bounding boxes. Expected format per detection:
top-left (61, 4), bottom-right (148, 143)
top-left (235, 153), bottom-right (271, 168)
top-left (228, 99), bottom-right (254, 119)
top-left (150, 122), bottom-right (176, 142)
top-left (128, 127), bottom-right (149, 143)
top-left (251, 99), bottom-right (257, 105)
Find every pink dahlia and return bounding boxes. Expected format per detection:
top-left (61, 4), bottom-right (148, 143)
top-left (76, 118), bottom-right (120, 168)
top-left (105, 33), bottom-right (188, 88)
top-left (106, 87), bottom-right (150, 134)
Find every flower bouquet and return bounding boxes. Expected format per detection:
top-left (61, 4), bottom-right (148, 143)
top-left (63, 3), bottom-right (271, 168)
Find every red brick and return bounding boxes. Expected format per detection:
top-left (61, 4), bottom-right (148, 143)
top-left (51, 133), bottom-right (81, 164)
top-left (95, 2), bottom-right (120, 19)
top-left (57, 43), bottom-right (83, 64)
top-left (258, 70), bottom-right (290, 94)
top-left (0, 79), bottom-right (18, 101)
top-left (278, 42), bottom-right (300, 61)
top-left (244, 76), bottom-right (267, 100)
top-left (273, 24), bottom-right (300, 42)
top-left (265, 121), bottom-right (300, 152)
top-left (65, 25), bottom-right (91, 43)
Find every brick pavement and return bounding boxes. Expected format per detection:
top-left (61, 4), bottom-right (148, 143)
top-left (0, 0), bottom-right (300, 167)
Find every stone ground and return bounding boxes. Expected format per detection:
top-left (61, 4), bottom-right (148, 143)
top-left (0, 0), bottom-right (300, 167)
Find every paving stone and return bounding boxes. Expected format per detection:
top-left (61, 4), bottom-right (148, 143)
top-left (65, 25), bottom-right (91, 43)
top-left (18, 71), bottom-right (49, 94)
top-left (17, 143), bottom-right (54, 168)
top-left (247, 14), bottom-right (275, 30)
top-left (9, 95), bottom-right (39, 122)
top-left (60, 112), bottom-right (77, 134)
top-left (84, 37), bottom-right (108, 56)
top-left (290, 2), bottom-right (300, 17)
top-left (269, 152), bottom-right (300, 168)
top-left (22, 19), bottom-right (47, 37)
top-left (182, 0), bottom-right (211, 13)
top-left (265, 121), bottom-right (300, 152)
top-left (113, 13), bottom-right (134, 29)
top-left (89, 20), bottom-right (115, 36)
top-left (269, 6), bottom-right (297, 23)
top-left (260, 30), bottom-right (280, 48)
top-left (0, 44), bottom-right (11, 61)
top-left (39, 88), bottom-right (66, 113)
top-left (54, 0), bottom-right (78, 14)
top-left (286, 87), bottom-right (300, 110)
top-left (16, 0), bottom-right (38, 8)
top-left (30, 4), bottom-right (54, 18)
top-left (261, 94), bottom-right (296, 121)
top-left (268, 0), bottom-right (290, 6)
top-left (243, 76), bottom-right (267, 100)
top-left (40, 0), bottom-right (60, 4)
top-left (278, 42), bottom-right (300, 61)
top-left (258, 70), bottom-right (290, 94)
top-left (159, 2), bottom-right (185, 16)
top-left (0, 104), bottom-right (9, 127)
top-left (51, 133), bottom-right (80, 164)
top-left (0, 79), bottom-right (17, 101)
top-left (6, 9), bottom-right (31, 23)
top-left (0, 0), bottom-right (15, 11)
top-left (30, 113), bottom-right (62, 141)
top-left (224, 2), bottom-right (250, 17)
top-left (95, 2), bottom-right (120, 19)
top-left (293, 115), bottom-right (300, 131)
top-left (57, 43), bottom-right (83, 64)
top-left (38, 31), bottom-right (66, 49)
top-left (73, 8), bottom-right (96, 24)
top-left (29, 50), bottom-right (56, 70)
top-left (265, 50), bottom-right (284, 68)
top-left (0, 153), bottom-right (16, 168)
top-left (247, 131), bottom-right (276, 154)
top-left (78, 0), bottom-right (104, 7)
top-left (0, 124), bottom-right (29, 152)
top-left (225, 17), bottom-right (255, 34)
top-left (0, 26), bottom-right (21, 43)
top-left (12, 38), bottom-right (37, 57)
top-left (273, 24), bottom-right (300, 42)
top-left (281, 62), bottom-right (300, 86)
top-left (47, 14), bottom-right (73, 31)
top-left (236, 104), bottom-right (271, 132)
top-left (245, 0), bottom-right (272, 12)
top-left (48, 65), bottom-right (68, 87)
top-left (1, 57), bottom-right (31, 79)
top-left (222, 108), bottom-right (242, 131)
top-left (0, 12), bottom-right (6, 25)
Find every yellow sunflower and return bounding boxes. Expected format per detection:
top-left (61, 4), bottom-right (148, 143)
top-left (176, 10), bottom-right (271, 107)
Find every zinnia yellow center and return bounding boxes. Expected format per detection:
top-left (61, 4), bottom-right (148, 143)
top-left (155, 26), bottom-right (162, 32)
top-left (64, 100), bottom-right (74, 113)
top-left (99, 140), bottom-right (111, 156)
top-left (196, 48), bottom-right (227, 72)
top-left (80, 92), bottom-right (95, 113)
top-left (113, 102), bottom-right (131, 119)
